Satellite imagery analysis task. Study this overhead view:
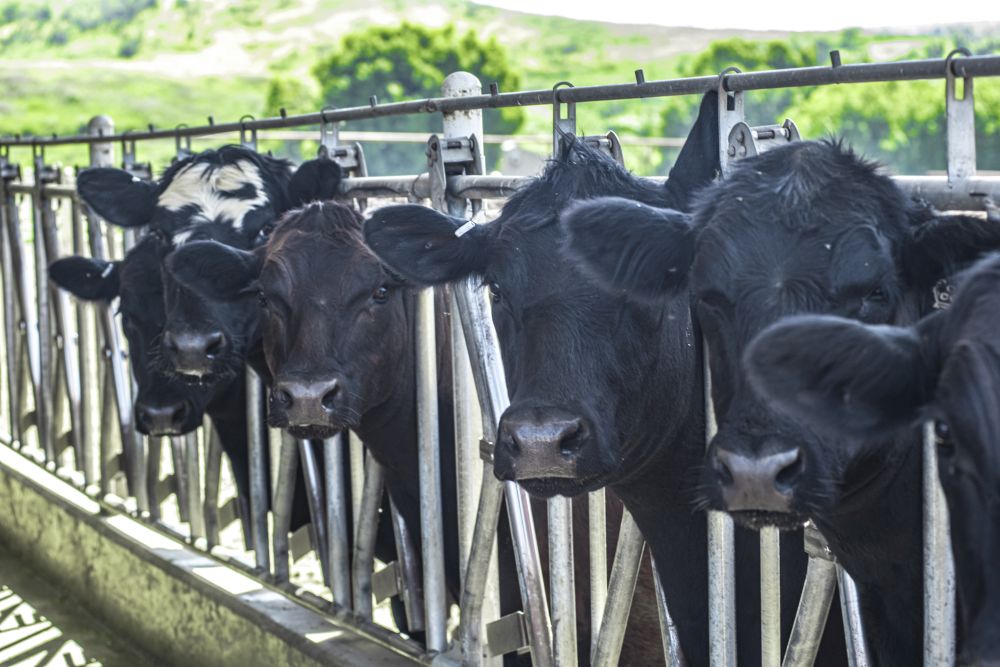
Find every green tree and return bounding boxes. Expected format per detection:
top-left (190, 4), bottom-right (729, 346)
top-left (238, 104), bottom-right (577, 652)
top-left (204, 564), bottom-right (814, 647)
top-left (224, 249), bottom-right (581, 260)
top-left (313, 22), bottom-right (524, 174)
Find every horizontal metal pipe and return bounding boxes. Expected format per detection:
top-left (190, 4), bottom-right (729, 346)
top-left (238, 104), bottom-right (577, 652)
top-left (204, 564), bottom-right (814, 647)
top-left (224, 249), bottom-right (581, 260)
top-left (3, 55), bottom-right (998, 147)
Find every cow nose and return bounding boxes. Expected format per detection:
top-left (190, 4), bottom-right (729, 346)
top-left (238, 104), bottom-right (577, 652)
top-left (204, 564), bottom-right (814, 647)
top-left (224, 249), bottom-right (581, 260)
top-left (713, 447), bottom-right (802, 512)
top-left (272, 378), bottom-right (340, 425)
top-left (495, 407), bottom-right (587, 481)
top-left (136, 402), bottom-right (188, 436)
top-left (163, 330), bottom-right (226, 376)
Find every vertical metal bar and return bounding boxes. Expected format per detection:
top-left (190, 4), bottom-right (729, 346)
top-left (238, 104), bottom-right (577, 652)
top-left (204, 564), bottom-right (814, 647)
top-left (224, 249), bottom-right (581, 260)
top-left (170, 436), bottom-right (189, 522)
top-left (352, 455), bottom-right (385, 619)
top-left (591, 510), bottom-right (644, 667)
top-left (271, 432), bottom-right (299, 584)
top-left (71, 199), bottom-right (98, 486)
top-left (31, 159), bottom-right (55, 462)
top-left (324, 434), bottom-right (351, 609)
top-left (348, 430), bottom-right (365, 528)
top-left (837, 566), bottom-right (870, 667)
top-left (705, 343), bottom-right (737, 667)
top-left (923, 420), bottom-right (956, 666)
top-left (451, 289), bottom-right (481, 588)
top-left (589, 488), bottom-right (608, 658)
top-left (145, 435), bottom-right (162, 521)
top-left (298, 438), bottom-right (329, 586)
top-left (203, 421), bottom-right (223, 548)
top-left (246, 367), bottom-right (270, 573)
top-left (0, 183), bottom-right (21, 446)
top-left (761, 526), bottom-right (782, 666)
top-left (548, 496), bottom-right (577, 665)
top-left (782, 528), bottom-right (838, 667)
top-left (185, 431), bottom-right (205, 540)
top-left (415, 284), bottom-right (447, 653)
top-left (946, 51), bottom-right (976, 184)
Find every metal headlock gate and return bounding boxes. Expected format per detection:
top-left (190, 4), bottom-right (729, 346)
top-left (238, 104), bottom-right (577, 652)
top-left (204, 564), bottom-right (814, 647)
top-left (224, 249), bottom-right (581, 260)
top-left (1, 50), bottom-right (999, 667)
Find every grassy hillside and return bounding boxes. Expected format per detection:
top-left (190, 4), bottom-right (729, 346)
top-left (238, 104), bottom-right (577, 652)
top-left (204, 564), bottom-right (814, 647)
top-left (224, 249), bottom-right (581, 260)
top-left (0, 0), bottom-right (996, 173)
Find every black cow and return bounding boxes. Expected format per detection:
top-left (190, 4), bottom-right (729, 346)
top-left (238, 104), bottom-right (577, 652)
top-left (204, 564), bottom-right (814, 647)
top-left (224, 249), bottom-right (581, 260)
top-left (360, 94), bottom-right (843, 666)
top-left (745, 253), bottom-right (1000, 666)
top-left (563, 139), bottom-right (1000, 663)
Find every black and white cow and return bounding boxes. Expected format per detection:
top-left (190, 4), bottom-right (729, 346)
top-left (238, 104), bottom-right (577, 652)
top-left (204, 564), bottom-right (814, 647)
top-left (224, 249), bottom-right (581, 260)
top-left (745, 253), bottom-right (1000, 666)
top-left (563, 139), bottom-right (1000, 663)
top-left (360, 94), bottom-right (845, 666)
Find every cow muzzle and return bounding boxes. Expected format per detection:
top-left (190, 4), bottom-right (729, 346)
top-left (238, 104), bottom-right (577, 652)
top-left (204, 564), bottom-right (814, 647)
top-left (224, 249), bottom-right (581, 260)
top-left (712, 446), bottom-right (802, 513)
top-left (135, 401), bottom-right (190, 436)
top-left (494, 406), bottom-right (590, 482)
top-left (163, 329), bottom-right (227, 377)
top-left (271, 377), bottom-right (343, 431)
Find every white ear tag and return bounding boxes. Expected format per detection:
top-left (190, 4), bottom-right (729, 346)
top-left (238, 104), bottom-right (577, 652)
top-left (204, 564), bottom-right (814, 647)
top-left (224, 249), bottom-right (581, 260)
top-left (454, 209), bottom-right (488, 238)
top-left (100, 263), bottom-right (115, 279)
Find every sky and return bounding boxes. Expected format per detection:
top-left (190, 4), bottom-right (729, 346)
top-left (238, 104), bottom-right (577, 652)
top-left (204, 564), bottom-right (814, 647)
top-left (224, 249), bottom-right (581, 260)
top-left (474, 0), bottom-right (999, 32)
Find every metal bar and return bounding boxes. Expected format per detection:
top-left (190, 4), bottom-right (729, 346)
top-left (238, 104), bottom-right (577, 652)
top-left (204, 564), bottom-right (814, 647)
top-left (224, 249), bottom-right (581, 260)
top-left (146, 436), bottom-right (162, 521)
top-left (837, 566), bottom-right (870, 667)
top-left (783, 560), bottom-right (838, 666)
top-left (323, 434), bottom-right (351, 608)
top-left (0, 187), bottom-right (22, 446)
top-left (548, 496), bottom-right (577, 666)
top-left (705, 342), bottom-right (737, 667)
top-left (348, 431), bottom-right (365, 529)
top-left (651, 557), bottom-right (685, 667)
top-left (298, 438), bottom-right (330, 587)
top-left (415, 284), bottom-right (448, 653)
top-left (203, 421), bottom-right (223, 548)
top-left (923, 420), bottom-right (956, 665)
top-left (761, 526), bottom-right (782, 667)
top-left (246, 367), bottom-right (270, 573)
top-left (451, 289), bottom-right (481, 590)
top-left (389, 497), bottom-right (426, 634)
top-left (170, 436), bottom-right (189, 522)
top-left (271, 432), bottom-right (299, 584)
top-left (352, 455), bottom-right (385, 620)
top-left (5, 55), bottom-right (1000, 147)
top-left (71, 199), bottom-right (98, 486)
top-left (589, 488), bottom-right (608, 658)
top-left (31, 168), bottom-right (55, 462)
top-left (591, 510), bottom-right (644, 667)
top-left (185, 431), bottom-right (205, 540)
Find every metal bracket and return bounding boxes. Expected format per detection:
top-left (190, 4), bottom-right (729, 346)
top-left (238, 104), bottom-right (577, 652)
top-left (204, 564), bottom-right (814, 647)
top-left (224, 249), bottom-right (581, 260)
top-left (319, 109), bottom-right (369, 209)
top-left (120, 135), bottom-right (152, 181)
top-left (486, 611), bottom-right (531, 657)
top-left (0, 149), bottom-right (19, 181)
top-left (946, 48), bottom-right (976, 184)
top-left (372, 561), bottom-right (403, 602)
top-left (727, 119), bottom-right (800, 160)
top-left (479, 438), bottom-right (494, 463)
top-left (718, 67), bottom-right (745, 176)
top-left (173, 125), bottom-right (193, 164)
top-left (551, 81), bottom-right (625, 165)
top-left (239, 115), bottom-right (258, 151)
top-left (803, 521), bottom-right (836, 562)
top-left (426, 133), bottom-right (484, 215)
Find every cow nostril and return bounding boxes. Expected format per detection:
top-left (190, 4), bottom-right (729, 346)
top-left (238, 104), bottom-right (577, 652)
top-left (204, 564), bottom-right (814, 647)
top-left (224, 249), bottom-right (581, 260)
top-left (712, 449), bottom-right (735, 486)
top-left (163, 332), bottom-right (178, 353)
top-left (171, 403), bottom-right (187, 425)
top-left (774, 448), bottom-right (803, 492)
top-left (321, 382), bottom-right (340, 411)
top-left (558, 419), bottom-right (585, 457)
top-left (273, 389), bottom-right (292, 408)
top-left (204, 331), bottom-right (225, 358)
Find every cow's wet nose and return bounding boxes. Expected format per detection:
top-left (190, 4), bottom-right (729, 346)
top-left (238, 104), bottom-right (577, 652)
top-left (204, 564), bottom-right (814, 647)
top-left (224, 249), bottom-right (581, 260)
top-left (164, 330), bottom-right (226, 376)
top-left (136, 401), bottom-right (188, 436)
top-left (273, 378), bottom-right (341, 425)
top-left (713, 447), bottom-right (802, 512)
top-left (495, 407), bottom-right (588, 481)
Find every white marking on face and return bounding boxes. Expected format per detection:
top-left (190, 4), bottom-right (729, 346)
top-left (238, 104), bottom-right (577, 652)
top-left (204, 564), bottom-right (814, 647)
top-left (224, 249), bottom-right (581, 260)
top-left (172, 229), bottom-right (194, 245)
top-left (157, 159), bottom-right (269, 234)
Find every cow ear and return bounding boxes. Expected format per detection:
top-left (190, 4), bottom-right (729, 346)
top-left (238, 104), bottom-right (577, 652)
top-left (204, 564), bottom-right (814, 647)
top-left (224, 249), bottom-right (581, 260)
top-left (49, 256), bottom-right (121, 301)
top-left (561, 196), bottom-right (695, 297)
top-left (76, 168), bottom-right (157, 228)
top-left (662, 90), bottom-right (720, 211)
top-left (363, 204), bottom-right (493, 286)
top-left (903, 204), bottom-right (1000, 290)
top-left (745, 314), bottom-right (936, 436)
top-left (287, 157), bottom-right (343, 209)
top-left (166, 240), bottom-right (262, 301)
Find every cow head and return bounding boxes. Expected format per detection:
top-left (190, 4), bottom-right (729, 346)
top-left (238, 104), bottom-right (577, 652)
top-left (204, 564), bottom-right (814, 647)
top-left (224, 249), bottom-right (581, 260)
top-left (563, 139), bottom-right (1000, 528)
top-left (156, 157), bottom-right (342, 380)
top-left (745, 253), bottom-right (1000, 665)
top-left (362, 92), bottom-right (720, 498)
top-left (49, 237), bottom-right (214, 436)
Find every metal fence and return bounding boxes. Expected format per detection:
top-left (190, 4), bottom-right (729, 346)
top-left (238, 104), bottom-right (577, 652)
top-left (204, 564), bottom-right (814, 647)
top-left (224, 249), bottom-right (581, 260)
top-left (1, 50), bottom-right (999, 667)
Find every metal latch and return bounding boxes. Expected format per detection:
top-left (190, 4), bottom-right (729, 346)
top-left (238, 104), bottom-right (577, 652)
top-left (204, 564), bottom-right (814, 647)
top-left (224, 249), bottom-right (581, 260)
top-left (486, 611), bottom-right (531, 657)
top-left (727, 119), bottom-right (800, 160)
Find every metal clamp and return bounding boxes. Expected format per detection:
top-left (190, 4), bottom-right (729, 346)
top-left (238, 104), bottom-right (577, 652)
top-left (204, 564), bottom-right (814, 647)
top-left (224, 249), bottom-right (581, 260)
top-left (946, 48), bottom-right (976, 183)
top-left (478, 438), bottom-right (494, 463)
top-left (803, 521), bottom-right (835, 562)
top-left (239, 115), bottom-right (258, 151)
top-left (173, 124), bottom-right (193, 163)
top-left (726, 118), bottom-right (801, 160)
top-left (552, 81), bottom-right (576, 158)
top-left (717, 66), bottom-right (745, 176)
top-left (426, 133), bottom-right (484, 214)
top-left (0, 149), bottom-right (21, 182)
top-left (120, 133), bottom-right (152, 181)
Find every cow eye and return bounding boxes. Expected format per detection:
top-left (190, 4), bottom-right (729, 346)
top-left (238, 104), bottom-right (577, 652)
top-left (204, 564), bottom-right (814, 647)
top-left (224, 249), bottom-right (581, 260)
top-left (488, 282), bottom-right (502, 304)
top-left (865, 287), bottom-right (886, 302)
top-left (372, 285), bottom-right (390, 304)
top-left (257, 289), bottom-right (267, 307)
top-left (256, 224), bottom-right (274, 242)
top-left (933, 420), bottom-right (955, 456)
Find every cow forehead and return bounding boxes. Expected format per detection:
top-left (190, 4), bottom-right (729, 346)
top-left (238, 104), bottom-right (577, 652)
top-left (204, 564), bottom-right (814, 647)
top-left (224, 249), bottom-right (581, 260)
top-left (157, 159), bottom-right (270, 233)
